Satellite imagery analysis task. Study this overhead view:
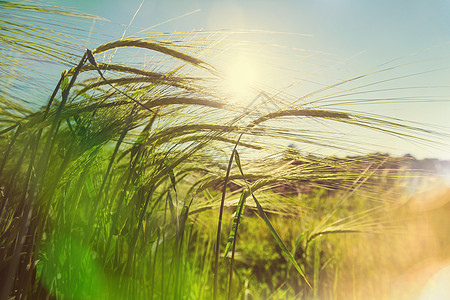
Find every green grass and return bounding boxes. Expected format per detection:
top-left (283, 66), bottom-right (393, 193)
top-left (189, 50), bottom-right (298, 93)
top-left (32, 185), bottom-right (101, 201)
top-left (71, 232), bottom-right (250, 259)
top-left (0, 2), bottom-right (449, 300)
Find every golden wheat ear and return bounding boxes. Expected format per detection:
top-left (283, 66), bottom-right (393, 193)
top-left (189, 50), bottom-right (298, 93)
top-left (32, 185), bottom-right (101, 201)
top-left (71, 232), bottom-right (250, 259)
top-left (92, 39), bottom-right (208, 68)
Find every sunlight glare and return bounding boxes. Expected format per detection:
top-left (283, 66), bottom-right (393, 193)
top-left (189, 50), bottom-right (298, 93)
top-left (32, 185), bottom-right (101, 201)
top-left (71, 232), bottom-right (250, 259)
top-left (420, 265), bottom-right (450, 300)
top-left (223, 54), bottom-right (259, 103)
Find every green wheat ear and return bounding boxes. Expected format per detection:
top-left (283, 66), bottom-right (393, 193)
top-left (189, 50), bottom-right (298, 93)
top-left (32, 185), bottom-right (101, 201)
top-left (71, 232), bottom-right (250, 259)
top-left (60, 70), bottom-right (69, 93)
top-left (223, 189), bottom-right (247, 259)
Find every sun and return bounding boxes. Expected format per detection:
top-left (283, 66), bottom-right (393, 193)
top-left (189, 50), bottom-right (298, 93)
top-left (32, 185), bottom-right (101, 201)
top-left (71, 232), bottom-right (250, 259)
top-left (223, 54), bottom-right (259, 102)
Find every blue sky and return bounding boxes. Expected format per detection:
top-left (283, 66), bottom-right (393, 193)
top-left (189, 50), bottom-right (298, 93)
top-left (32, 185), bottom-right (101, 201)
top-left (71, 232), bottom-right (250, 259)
top-left (39, 1), bottom-right (450, 158)
top-left (53, 0), bottom-right (450, 57)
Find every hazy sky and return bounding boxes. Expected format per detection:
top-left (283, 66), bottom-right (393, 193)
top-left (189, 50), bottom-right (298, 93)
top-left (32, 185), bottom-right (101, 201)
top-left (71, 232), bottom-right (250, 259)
top-left (53, 0), bottom-right (450, 56)
top-left (44, 0), bottom-right (450, 159)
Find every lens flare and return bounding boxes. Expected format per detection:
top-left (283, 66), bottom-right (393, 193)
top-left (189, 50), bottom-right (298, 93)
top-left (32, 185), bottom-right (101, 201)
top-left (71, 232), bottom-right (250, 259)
top-left (420, 265), bottom-right (450, 300)
top-left (223, 54), bottom-right (259, 102)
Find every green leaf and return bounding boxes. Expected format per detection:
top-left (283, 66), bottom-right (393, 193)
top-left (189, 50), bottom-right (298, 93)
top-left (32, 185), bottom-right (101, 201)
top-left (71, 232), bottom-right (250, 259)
top-left (234, 149), bottom-right (311, 288)
top-left (166, 190), bottom-right (176, 220)
top-left (177, 204), bottom-right (190, 242)
top-left (164, 158), bottom-right (177, 193)
top-left (233, 149), bottom-right (243, 174)
top-left (84, 174), bottom-right (97, 201)
top-left (251, 192), bottom-right (311, 288)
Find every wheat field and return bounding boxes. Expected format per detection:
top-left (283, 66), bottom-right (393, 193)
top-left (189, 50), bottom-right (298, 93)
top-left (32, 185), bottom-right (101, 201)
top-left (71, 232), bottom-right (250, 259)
top-left (1, 1), bottom-right (450, 299)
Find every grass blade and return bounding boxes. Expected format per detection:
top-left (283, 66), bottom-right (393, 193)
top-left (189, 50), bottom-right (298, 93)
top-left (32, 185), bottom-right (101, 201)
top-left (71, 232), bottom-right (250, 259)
top-left (234, 149), bottom-right (312, 288)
